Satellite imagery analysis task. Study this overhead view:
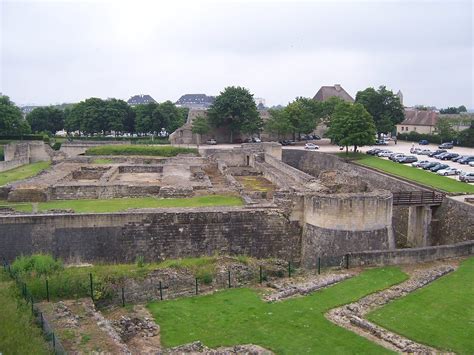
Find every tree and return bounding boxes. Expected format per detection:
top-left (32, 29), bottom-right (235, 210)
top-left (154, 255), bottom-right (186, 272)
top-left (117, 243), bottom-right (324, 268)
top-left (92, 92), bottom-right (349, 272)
top-left (265, 108), bottom-right (293, 139)
top-left (355, 86), bottom-right (404, 138)
top-left (457, 122), bottom-right (474, 147)
top-left (0, 95), bottom-right (31, 135)
top-left (207, 86), bottom-right (262, 142)
top-left (326, 102), bottom-right (376, 154)
top-left (435, 118), bottom-right (457, 142)
top-left (191, 115), bottom-right (210, 147)
top-left (26, 106), bottom-right (64, 134)
top-left (172, 107), bottom-right (189, 133)
top-left (458, 105), bottom-right (467, 113)
top-left (105, 99), bottom-right (132, 135)
top-left (133, 102), bottom-right (159, 135)
top-left (285, 97), bottom-right (324, 140)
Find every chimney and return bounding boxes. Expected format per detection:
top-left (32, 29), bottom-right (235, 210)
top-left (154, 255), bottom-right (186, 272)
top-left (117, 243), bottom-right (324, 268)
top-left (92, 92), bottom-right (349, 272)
top-left (334, 84), bottom-right (342, 91)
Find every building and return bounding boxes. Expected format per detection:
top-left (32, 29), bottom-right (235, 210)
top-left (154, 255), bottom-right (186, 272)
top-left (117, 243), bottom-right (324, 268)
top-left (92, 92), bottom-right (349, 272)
top-left (127, 94), bottom-right (156, 106)
top-left (313, 84), bottom-right (354, 103)
top-left (175, 94), bottom-right (215, 109)
top-left (396, 109), bottom-right (438, 134)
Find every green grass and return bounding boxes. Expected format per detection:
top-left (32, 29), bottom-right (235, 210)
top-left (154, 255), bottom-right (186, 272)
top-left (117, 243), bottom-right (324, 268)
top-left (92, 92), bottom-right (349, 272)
top-left (0, 272), bottom-right (50, 354)
top-left (367, 257), bottom-right (474, 354)
top-left (85, 145), bottom-right (198, 157)
top-left (91, 158), bottom-right (114, 164)
top-left (148, 267), bottom-right (408, 354)
top-left (0, 161), bottom-right (51, 186)
top-left (340, 153), bottom-right (474, 194)
top-left (0, 195), bottom-right (243, 213)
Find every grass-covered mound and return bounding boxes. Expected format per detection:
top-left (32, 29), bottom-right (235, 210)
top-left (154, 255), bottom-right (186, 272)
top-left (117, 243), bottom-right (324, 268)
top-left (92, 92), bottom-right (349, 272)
top-left (0, 195), bottom-right (243, 213)
top-left (148, 267), bottom-right (408, 353)
top-left (0, 161), bottom-right (51, 186)
top-left (367, 257), bottom-right (474, 354)
top-left (338, 153), bottom-right (474, 194)
top-left (85, 145), bottom-right (198, 157)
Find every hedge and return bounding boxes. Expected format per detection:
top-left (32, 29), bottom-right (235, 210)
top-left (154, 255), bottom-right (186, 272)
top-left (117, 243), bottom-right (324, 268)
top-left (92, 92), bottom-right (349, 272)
top-left (85, 145), bottom-right (198, 157)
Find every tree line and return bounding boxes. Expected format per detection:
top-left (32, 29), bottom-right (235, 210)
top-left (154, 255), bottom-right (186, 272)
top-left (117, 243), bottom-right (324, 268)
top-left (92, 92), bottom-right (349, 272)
top-left (0, 96), bottom-right (189, 137)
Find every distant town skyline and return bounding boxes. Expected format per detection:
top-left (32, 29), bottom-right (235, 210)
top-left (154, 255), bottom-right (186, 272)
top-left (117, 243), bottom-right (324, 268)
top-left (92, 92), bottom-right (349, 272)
top-left (1, 0), bottom-right (472, 109)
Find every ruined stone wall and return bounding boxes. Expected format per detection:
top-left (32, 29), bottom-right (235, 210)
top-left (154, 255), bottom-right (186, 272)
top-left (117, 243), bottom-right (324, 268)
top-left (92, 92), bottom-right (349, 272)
top-left (431, 197), bottom-right (474, 245)
top-left (348, 240), bottom-right (474, 267)
top-left (0, 207), bottom-right (302, 263)
top-left (0, 157), bottom-right (29, 172)
top-left (59, 141), bottom-right (130, 157)
top-left (47, 185), bottom-right (162, 200)
top-left (263, 154), bottom-right (314, 185)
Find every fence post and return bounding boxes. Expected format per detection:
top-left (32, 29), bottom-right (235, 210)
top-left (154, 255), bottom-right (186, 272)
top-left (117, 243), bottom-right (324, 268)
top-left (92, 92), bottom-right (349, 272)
top-left (31, 296), bottom-right (34, 314)
top-left (259, 265), bottom-right (263, 284)
top-left (228, 270), bottom-right (231, 288)
top-left (52, 332), bottom-right (56, 350)
top-left (46, 279), bottom-right (50, 302)
top-left (345, 254), bottom-right (350, 269)
top-left (195, 278), bottom-right (198, 295)
top-left (121, 287), bottom-right (125, 307)
top-left (318, 257), bottom-right (321, 275)
top-left (89, 273), bottom-right (94, 302)
top-left (288, 261), bottom-right (291, 278)
top-left (40, 312), bottom-right (44, 330)
top-left (159, 281), bottom-right (163, 301)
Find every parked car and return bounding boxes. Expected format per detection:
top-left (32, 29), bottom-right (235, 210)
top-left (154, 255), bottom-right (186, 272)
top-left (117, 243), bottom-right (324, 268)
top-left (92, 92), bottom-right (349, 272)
top-left (430, 163), bottom-right (449, 172)
top-left (375, 140), bottom-right (388, 145)
top-left (422, 162), bottom-right (439, 170)
top-left (469, 161), bottom-right (474, 167)
top-left (458, 156), bottom-right (474, 165)
top-left (412, 160), bottom-right (429, 167)
top-left (451, 155), bottom-right (466, 162)
top-left (312, 134), bottom-right (321, 140)
top-left (440, 153), bottom-right (459, 160)
top-left (437, 167), bottom-right (460, 176)
top-left (419, 140), bottom-right (429, 145)
top-left (410, 148), bottom-right (422, 154)
top-left (377, 150), bottom-right (393, 157)
top-left (428, 149), bottom-right (447, 157)
top-left (419, 149), bottom-right (432, 155)
top-left (397, 155), bottom-right (418, 164)
top-left (366, 148), bottom-right (382, 155)
top-left (206, 139), bottom-right (217, 145)
top-left (434, 152), bottom-right (449, 159)
top-left (459, 172), bottom-right (474, 183)
top-left (304, 143), bottom-right (319, 150)
top-left (438, 142), bottom-right (454, 149)
top-left (389, 153), bottom-right (405, 161)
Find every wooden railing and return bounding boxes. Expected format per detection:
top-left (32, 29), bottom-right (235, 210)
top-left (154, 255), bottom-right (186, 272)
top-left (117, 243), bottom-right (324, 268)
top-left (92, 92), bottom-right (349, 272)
top-left (392, 191), bottom-right (445, 206)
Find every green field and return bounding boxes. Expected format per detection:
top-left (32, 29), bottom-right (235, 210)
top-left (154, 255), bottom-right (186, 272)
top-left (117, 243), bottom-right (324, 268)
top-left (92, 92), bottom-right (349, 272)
top-left (0, 273), bottom-right (50, 355)
top-left (85, 145), bottom-right (198, 157)
top-left (0, 195), bottom-right (243, 213)
top-left (0, 161), bottom-right (51, 186)
top-left (367, 258), bottom-right (474, 354)
top-left (340, 153), bottom-right (474, 193)
top-left (148, 267), bottom-right (407, 354)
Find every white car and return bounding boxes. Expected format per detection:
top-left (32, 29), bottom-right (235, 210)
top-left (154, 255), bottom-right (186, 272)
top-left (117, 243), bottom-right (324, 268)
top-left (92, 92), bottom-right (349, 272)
top-left (412, 160), bottom-right (429, 167)
top-left (377, 150), bottom-right (393, 157)
top-left (437, 167), bottom-right (460, 176)
top-left (304, 143), bottom-right (319, 150)
top-left (469, 161), bottom-right (474, 167)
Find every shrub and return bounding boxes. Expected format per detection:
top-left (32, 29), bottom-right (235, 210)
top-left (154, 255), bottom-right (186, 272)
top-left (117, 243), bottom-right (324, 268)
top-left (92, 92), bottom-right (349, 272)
top-left (51, 142), bottom-right (62, 150)
top-left (136, 255), bottom-right (145, 268)
top-left (11, 254), bottom-right (63, 277)
top-left (85, 145), bottom-right (198, 157)
top-left (197, 272), bottom-right (213, 285)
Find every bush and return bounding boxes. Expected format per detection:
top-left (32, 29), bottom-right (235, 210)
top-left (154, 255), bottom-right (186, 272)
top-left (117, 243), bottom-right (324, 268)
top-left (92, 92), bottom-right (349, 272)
top-left (51, 142), bottom-right (62, 150)
top-left (11, 254), bottom-right (64, 277)
top-left (0, 134), bottom-right (44, 141)
top-left (397, 132), bottom-right (442, 144)
top-left (136, 255), bottom-right (145, 268)
top-left (197, 272), bottom-right (213, 285)
top-left (85, 145), bottom-right (198, 157)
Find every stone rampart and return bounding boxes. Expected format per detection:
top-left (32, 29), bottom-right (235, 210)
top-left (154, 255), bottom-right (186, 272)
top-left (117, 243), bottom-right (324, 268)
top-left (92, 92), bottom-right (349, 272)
top-left (0, 207), bottom-right (302, 263)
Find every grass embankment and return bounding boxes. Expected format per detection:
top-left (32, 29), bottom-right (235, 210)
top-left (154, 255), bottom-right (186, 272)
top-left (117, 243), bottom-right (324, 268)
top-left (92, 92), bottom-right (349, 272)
top-left (148, 267), bottom-right (407, 353)
top-left (13, 255), bottom-right (245, 302)
top-left (91, 158), bottom-right (114, 164)
top-left (0, 195), bottom-right (243, 213)
top-left (367, 257), bottom-right (474, 354)
top-left (85, 145), bottom-right (198, 157)
top-left (338, 153), bottom-right (474, 194)
top-left (0, 272), bottom-right (50, 354)
top-left (0, 161), bottom-right (51, 186)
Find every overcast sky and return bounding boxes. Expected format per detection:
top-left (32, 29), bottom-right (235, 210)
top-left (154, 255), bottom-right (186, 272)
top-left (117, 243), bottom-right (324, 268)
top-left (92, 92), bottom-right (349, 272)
top-left (1, 0), bottom-right (472, 108)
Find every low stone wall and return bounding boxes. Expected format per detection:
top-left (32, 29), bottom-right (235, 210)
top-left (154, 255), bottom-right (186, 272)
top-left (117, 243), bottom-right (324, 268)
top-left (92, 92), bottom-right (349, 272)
top-left (0, 207), bottom-right (302, 263)
top-left (264, 154), bottom-right (314, 185)
top-left (59, 141), bottom-right (130, 157)
top-left (48, 184), bottom-right (162, 200)
top-left (0, 158), bottom-right (28, 172)
top-left (431, 197), bottom-right (474, 245)
top-left (348, 241), bottom-right (474, 266)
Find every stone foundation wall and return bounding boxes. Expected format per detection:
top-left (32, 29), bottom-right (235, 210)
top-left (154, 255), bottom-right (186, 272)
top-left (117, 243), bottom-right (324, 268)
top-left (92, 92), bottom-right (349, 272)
top-left (431, 197), bottom-right (474, 245)
top-left (0, 207), bottom-right (302, 263)
top-left (0, 157), bottom-right (29, 172)
top-left (48, 185), bottom-right (162, 200)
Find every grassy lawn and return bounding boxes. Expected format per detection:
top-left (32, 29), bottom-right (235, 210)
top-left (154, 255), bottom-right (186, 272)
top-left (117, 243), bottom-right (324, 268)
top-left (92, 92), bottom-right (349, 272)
top-left (367, 257), bottom-right (474, 354)
top-left (148, 267), bottom-right (407, 354)
top-left (85, 145), bottom-right (198, 157)
top-left (0, 272), bottom-right (50, 354)
top-left (0, 161), bottom-right (51, 186)
top-left (91, 158), bottom-right (114, 164)
top-left (339, 153), bottom-right (474, 194)
top-left (0, 194), bottom-right (243, 213)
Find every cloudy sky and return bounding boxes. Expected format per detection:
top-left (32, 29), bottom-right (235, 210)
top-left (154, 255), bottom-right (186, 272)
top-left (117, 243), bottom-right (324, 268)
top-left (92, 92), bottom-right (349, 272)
top-left (1, 0), bottom-right (472, 108)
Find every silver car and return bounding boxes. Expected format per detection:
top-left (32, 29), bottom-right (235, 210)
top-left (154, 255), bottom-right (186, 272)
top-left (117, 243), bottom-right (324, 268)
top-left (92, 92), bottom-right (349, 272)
top-left (437, 167), bottom-right (459, 176)
top-left (459, 172), bottom-right (474, 183)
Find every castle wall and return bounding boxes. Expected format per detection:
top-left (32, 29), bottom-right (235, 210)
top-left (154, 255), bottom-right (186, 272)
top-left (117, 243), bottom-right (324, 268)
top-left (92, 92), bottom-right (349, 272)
top-left (0, 207), bottom-right (302, 263)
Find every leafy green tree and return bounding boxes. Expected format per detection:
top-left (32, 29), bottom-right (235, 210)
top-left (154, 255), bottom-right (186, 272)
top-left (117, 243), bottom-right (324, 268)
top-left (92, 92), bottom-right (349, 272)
top-left (285, 97), bottom-right (324, 140)
top-left (154, 100), bottom-right (178, 132)
top-left (207, 86), bottom-right (262, 142)
top-left (0, 95), bottom-right (31, 135)
top-left (27, 106), bottom-right (65, 134)
top-left (105, 99), bottom-right (132, 135)
top-left (457, 122), bottom-right (474, 147)
top-left (265, 108), bottom-right (293, 139)
top-left (326, 102), bottom-right (376, 153)
top-left (458, 105), bottom-right (467, 113)
top-left (133, 102), bottom-right (159, 135)
top-left (172, 107), bottom-right (189, 133)
top-left (435, 118), bottom-right (457, 142)
top-left (192, 115), bottom-right (210, 147)
top-left (355, 86), bottom-right (404, 138)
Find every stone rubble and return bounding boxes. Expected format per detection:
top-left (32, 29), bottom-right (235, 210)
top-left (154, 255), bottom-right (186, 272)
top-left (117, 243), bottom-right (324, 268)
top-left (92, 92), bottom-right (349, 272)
top-left (113, 315), bottom-right (160, 342)
top-left (326, 265), bottom-right (455, 353)
top-left (163, 341), bottom-right (273, 354)
top-left (264, 272), bottom-right (353, 302)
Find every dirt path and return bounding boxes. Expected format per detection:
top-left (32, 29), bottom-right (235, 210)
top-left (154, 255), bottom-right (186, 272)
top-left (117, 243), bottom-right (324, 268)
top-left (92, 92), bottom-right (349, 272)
top-left (325, 261), bottom-right (459, 353)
